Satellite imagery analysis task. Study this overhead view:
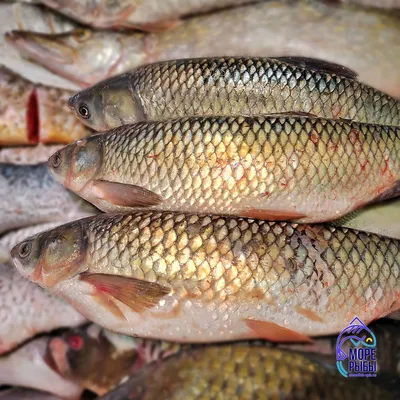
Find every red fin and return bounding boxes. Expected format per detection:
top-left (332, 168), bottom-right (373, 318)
top-left (294, 306), bottom-right (324, 323)
top-left (92, 180), bottom-right (162, 208)
top-left (240, 209), bottom-right (307, 221)
top-left (124, 19), bottom-right (181, 32)
top-left (92, 290), bottom-right (126, 321)
top-left (244, 319), bottom-right (313, 343)
top-left (80, 273), bottom-right (170, 313)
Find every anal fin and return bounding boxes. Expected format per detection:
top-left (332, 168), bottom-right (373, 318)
top-left (240, 208), bottom-right (307, 221)
top-left (244, 318), bottom-right (313, 343)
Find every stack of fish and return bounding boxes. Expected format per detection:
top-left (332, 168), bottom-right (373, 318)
top-left (0, 0), bottom-right (400, 399)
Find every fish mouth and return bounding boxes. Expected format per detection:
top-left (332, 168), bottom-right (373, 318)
top-left (6, 30), bottom-right (75, 65)
top-left (46, 337), bottom-right (71, 378)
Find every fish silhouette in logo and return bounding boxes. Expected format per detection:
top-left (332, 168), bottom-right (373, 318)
top-left (336, 317), bottom-right (376, 361)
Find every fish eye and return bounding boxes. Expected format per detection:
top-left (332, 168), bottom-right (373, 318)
top-left (51, 152), bottom-right (62, 169)
top-left (18, 241), bottom-right (32, 259)
top-left (68, 334), bottom-right (84, 351)
top-left (73, 29), bottom-right (91, 41)
top-left (78, 104), bottom-right (90, 119)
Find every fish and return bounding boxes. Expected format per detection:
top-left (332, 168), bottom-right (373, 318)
top-left (0, 144), bottom-right (63, 165)
top-left (98, 344), bottom-right (394, 400)
top-left (0, 66), bottom-right (89, 145)
top-left (0, 262), bottom-right (86, 355)
top-left (10, 211), bottom-right (400, 343)
top-left (25, 0), bottom-right (257, 31)
top-left (65, 57), bottom-right (400, 132)
top-left (331, 198), bottom-right (400, 240)
top-left (0, 162), bottom-right (96, 234)
top-left (48, 115), bottom-right (400, 223)
top-left (5, 1), bottom-right (400, 97)
top-left (0, 1), bottom-right (77, 89)
top-left (47, 324), bottom-right (183, 395)
top-left (0, 336), bottom-right (83, 399)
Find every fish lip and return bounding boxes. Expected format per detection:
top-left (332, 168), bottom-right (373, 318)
top-left (5, 30), bottom-right (75, 66)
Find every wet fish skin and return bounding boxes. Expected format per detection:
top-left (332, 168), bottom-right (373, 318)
top-left (7, 1), bottom-right (400, 98)
top-left (0, 336), bottom-right (83, 399)
top-left (28, 0), bottom-right (257, 30)
top-left (0, 162), bottom-right (96, 234)
top-left (0, 388), bottom-right (62, 400)
top-left (0, 65), bottom-right (89, 145)
top-left (99, 344), bottom-right (393, 400)
top-left (0, 262), bottom-right (86, 355)
top-left (49, 116), bottom-right (400, 223)
top-left (67, 57), bottom-right (400, 132)
top-left (47, 324), bottom-right (183, 395)
top-left (332, 198), bottom-right (400, 239)
top-left (11, 212), bottom-right (400, 342)
top-left (342, 0), bottom-right (400, 8)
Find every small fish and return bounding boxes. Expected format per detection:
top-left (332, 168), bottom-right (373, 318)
top-left (98, 344), bottom-right (393, 400)
top-left (6, 1), bottom-right (400, 97)
top-left (0, 66), bottom-right (89, 145)
top-left (0, 262), bottom-right (86, 355)
top-left (0, 162), bottom-right (96, 234)
top-left (25, 0), bottom-right (256, 30)
top-left (10, 212), bottom-right (400, 343)
top-left (0, 336), bottom-right (83, 399)
top-left (332, 198), bottom-right (400, 239)
top-left (49, 116), bottom-right (400, 223)
top-left (65, 57), bottom-right (400, 132)
top-left (47, 324), bottom-right (183, 395)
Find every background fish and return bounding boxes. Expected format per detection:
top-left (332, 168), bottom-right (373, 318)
top-left (0, 163), bottom-right (96, 234)
top-left (0, 336), bottom-right (83, 399)
top-left (11, 212), bottom-right (400, 343)
top-left (24, 0), bottom-right (257, 30)
top-left (49, 116), bottom-right (400, 223)
top-left (66, 57), bottom-right (400, 132)
top-left (0, 66), bottom-right (89, 145)
top-left (0, 262), bottom-right (86, 355)
top-left (6, 1), bottom-right (400, 97)
top-left (99, 344), bottom-right (393, 400)
top-left (47, 324), bottom-right (182, 395)
top-left (0, 388), bottom-right (63, 400)
top-left (342, 0), bottom-right (400, 8)
top-left (332, 198), bottom-right (400, 240)
top-left (0, 1), bottom-right (77, 89)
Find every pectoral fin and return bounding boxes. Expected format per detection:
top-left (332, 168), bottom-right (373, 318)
top-left (80, 273), bottom-right (170, 314)
top-left (124, 19), bottom-right (181, 32)
top-left (244, 319), bottom-right (313, 343)
top-left (92, 180), bottom-right (162, 208)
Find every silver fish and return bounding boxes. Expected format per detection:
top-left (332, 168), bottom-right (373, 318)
top-left (0, 162), bottom-right (96, 234)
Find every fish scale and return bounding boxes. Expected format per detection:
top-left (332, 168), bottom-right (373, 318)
top-left (131, 57), bottom-right (399, 125)
top-left (51, 115), bottom-right (400, 223)
top-left (67, 57), bottom-right (400, 132)
top-left (99, 345), bottom-right (394, 400)
top-left (12, 211), bottom-right (400, 341)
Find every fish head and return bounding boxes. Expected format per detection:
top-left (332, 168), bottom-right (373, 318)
top-left (5, 28), bottom-right (123, 87)
top-left (48, 136), bottom-right (103, 193)
top-left (68, 73), bottom-right (143, 130)
top-left (11, 221), bottom-right (87, 288)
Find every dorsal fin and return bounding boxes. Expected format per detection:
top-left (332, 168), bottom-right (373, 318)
top-left (275, 57), bottom-right (358, 80)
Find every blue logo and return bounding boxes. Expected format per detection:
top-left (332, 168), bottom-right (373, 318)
top-left (336, 317), bottom-right (377, 378)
